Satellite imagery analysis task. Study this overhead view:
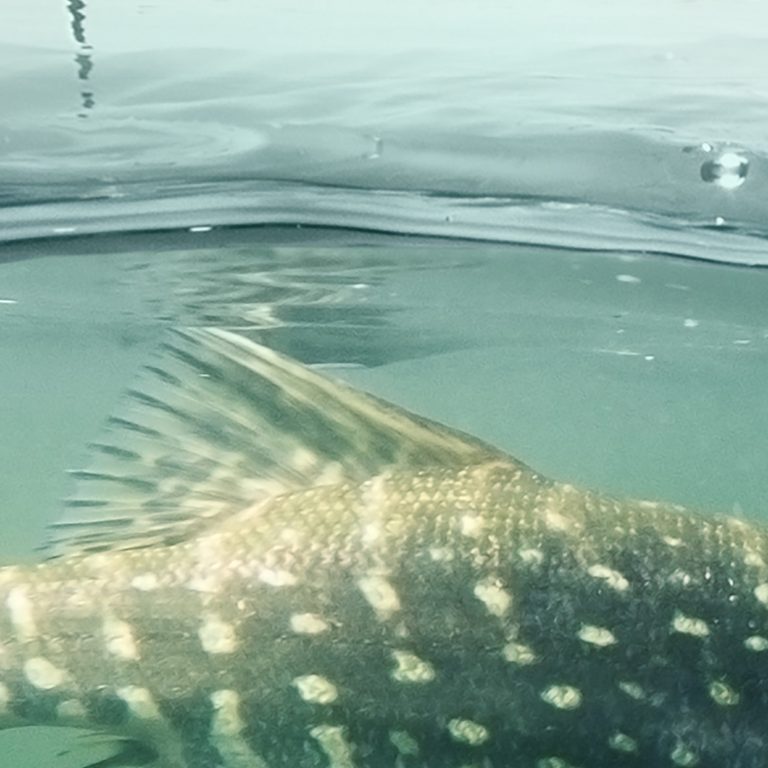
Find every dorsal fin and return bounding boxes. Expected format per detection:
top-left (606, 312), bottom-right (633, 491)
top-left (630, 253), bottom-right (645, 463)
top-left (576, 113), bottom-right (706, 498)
top-left (46, 328), bottom-right (510, 558)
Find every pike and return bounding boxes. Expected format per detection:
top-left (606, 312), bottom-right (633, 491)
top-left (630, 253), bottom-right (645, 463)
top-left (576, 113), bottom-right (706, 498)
top-left (0, 328), bottom-right (766, 768)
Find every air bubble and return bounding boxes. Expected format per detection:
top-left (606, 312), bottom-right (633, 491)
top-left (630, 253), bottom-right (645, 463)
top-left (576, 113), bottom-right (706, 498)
top-left (700, 151), bottom-right (749, 190)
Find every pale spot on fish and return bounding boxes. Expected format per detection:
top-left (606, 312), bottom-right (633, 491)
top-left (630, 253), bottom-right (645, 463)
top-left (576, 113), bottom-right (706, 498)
top-left (57, 699), bottom-right (87, 720)
top-left (502, 641), bottom-right (538, 665)
top-left (578, 624), bottom-right (617, 647)
top-left (360, 476), bottom-right (387, 546)
top-left (357, 575), bottom-right (400, 620)
top-left (662, 536), bottom-right (683, 548)
top-left (391, 650), bottom-right (435, 684)
top-left (460, 515), bottom-right (484, 538)
top-left (24, 657), bottom-right (66, 690)
top-left (671, 611), bottom-right (709, 638)
top-left (753, 583), bottom-right (768, 606)
top-left (544, 511), bottom-right (569, 532)
top-left (519, 548), bottom-right (544, 566)
top-left (361, 522), bottom-right (381, 546)
top-left (210, 689), bottom-right (244, 735)
top-left (131, 572), bottom-right (159, 591)
top-left (258, 568), bottom-right (298, 587)
top-left (473, 576), bottom-right (512, 617)
top-left (210, 689), bottom-right (269, 768)
top-left (609, 733), bottom-right (638, 753)
top-left (671, 743), bottom-right (699, 767)
top-left (587, 564), bottom-right (629, 592)
top-left (744, 552), bottom-right (765, 568)
top-left (310, 725), bottom-right (356, 768)
top-left (103, 615), bottom-right (140, 661)
top-left (540, 684), bottom-right (582, 710)
top-left (117, 686), bottom-right (161, 719)
top-left (618, 681), bottom-right (645, 700)
top-left (290, 612), bottom-right (329, 635)
top-left (199, 613), bottom-right (238, 654)
top-left (389, 730), bottom-right (419, 756)
top-left (7, 586), bottom-right (37, 641)
top-left (293, 674), bottom-right (339, 704)
top-left (709, 680), bottom-right (740, 706)
top-left (447, 718), bottom-right (489, 746)
top-left (429, 547), bottom-right (453, 562)
top-left (537, 759), bottom-right (575, 768)
top-left (744, 635), bottom-right (768, 651)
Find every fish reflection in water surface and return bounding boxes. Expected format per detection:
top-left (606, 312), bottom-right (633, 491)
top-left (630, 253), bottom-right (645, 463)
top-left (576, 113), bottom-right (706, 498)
top-left (0, 329), bottom-right (765, 768)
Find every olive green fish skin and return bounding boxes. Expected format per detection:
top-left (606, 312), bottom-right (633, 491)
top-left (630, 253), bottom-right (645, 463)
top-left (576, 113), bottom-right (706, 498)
top-left (1, 460), bottom-right (767, 768)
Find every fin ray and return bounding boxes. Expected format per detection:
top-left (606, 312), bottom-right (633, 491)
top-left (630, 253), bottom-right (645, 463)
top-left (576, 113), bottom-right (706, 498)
top-left (47, 328), bottom-right (509, 558)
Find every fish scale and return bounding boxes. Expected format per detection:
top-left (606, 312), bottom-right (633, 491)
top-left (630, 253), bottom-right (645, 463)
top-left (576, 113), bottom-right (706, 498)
top-left (0, 329), bottom-right (767, 768)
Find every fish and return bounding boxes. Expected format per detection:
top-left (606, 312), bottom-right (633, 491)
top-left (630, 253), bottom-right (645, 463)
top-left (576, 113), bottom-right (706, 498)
top-left (0, 327), bottom-right (766, 768)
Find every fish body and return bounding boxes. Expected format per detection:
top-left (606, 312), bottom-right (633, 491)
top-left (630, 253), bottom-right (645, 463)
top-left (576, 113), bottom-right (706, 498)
top-left (0, 329), bottom-right (766, 768)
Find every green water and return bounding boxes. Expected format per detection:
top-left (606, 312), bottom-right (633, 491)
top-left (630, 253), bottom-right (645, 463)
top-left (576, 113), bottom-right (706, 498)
top-left (0, 231), bottom-right (766, 766)
top-left (1, 233), bottom-right (765, 564)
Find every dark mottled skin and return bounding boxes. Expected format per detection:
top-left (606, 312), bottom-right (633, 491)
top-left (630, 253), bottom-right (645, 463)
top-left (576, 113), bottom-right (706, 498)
top-left (1, 460), bottom-right (768, 768)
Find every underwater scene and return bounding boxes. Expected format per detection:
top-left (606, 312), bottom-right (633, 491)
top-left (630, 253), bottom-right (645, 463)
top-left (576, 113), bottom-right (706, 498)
top-left (1, 1), bottom-right (767, 767)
